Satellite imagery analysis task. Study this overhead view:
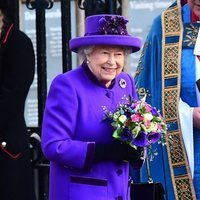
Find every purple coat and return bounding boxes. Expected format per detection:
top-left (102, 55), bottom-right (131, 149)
top-left (42, 63), bottom-right (138, 200)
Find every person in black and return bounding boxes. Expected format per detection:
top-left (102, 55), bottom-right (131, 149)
top-left (0, 1), bottom-right (36, 199)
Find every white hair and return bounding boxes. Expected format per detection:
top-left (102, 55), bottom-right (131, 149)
top-left (77, 45), bottom-right (132, 61)
top-left (78, 46), bottom-right (95, 60)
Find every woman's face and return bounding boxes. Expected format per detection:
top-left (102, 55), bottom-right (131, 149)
top-left (188, 0), bottom-right (200, 18)
top-left (86, 45), bottom-right (125, 87)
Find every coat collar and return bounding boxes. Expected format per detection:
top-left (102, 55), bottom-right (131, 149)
top-left (1, 23), bottom-right (13, 45)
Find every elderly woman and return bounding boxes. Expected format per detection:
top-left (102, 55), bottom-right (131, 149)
top-left (42, 14), bottom-right (143, 200)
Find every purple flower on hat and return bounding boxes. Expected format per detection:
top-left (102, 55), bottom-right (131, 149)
top-left (99, 16), bottom-right (128, 35)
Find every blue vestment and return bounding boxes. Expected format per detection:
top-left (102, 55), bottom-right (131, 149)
top-left (135, 1), bottom-right (200, 199)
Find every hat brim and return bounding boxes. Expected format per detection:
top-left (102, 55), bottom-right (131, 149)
top-left (69, 35), bottom-right (142, 53)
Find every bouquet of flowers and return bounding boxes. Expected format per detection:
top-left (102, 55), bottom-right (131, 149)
top-left (104, 95), bottom-right (167, 149)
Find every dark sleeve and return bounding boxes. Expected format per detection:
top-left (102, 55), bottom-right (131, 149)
top-left (0, 30), bottom-right (35, 130)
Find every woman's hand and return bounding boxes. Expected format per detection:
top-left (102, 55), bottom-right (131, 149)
top-left (193, 107), bottom-right (200, 129)
top-left (94, 140), bottom-right (144, 164)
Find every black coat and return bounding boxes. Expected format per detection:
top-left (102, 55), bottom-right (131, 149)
top-left (0, 24), bottom-right (36, 200)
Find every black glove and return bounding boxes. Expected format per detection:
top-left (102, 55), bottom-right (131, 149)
top-left (94, 140), bottom-right (143, 164)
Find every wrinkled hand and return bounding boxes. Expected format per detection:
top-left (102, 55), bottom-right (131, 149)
top-left (193, 107), bottom-right (200, 129)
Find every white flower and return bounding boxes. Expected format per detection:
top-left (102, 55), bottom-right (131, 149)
top-left (143, 113), bottom-right (153, 121)
top-left (131, 126), bottom-right (141, 137)
top-left (141, 124), bottom-right (147, 131)
top-left (118, 115), bottom-right (127, 123)
top-left (113, 113), bottom-right (119, 120)
top-left (147, 122), bottom-right (158, 132)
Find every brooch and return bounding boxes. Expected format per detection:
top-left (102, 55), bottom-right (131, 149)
top-left (119, 78), bottom-right (126, 88)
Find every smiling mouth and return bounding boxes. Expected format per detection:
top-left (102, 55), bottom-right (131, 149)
top-left (103, 67), bottom-right (117, 73)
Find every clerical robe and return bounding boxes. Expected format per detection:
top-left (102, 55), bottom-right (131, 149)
top-left (135, 1), bottom-right (200, 199)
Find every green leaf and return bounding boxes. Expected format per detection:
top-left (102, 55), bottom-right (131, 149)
top-left (112, 129), bottom-right (121, 139)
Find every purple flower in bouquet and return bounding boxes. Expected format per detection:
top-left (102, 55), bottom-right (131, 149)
top-left (131, 131), bottom-right (148, 147)
top-left (103, 95), bottom-right (167, 149)
top-left (151, 107), bottom-right (158, 116)
top-left (121, 128), bottom-right (132, 141)
top-left (148, 132), bottom-right (161, 144)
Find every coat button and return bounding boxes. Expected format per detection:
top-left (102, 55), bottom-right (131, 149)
top-left (105, 91), bottom-right (113, 98)
top-left (116, 169), bottom-right (123, 176)
top-left (1, 142), bottom-right (6, 147)
top-left (115, 196), bottom-right (123, 200)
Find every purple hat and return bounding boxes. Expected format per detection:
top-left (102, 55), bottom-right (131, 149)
top-left (69, 14), bottom-right (142, 53)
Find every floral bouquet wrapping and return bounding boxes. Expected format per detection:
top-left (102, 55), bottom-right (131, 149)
top-left (104, 95), bottom-right (167, 149)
